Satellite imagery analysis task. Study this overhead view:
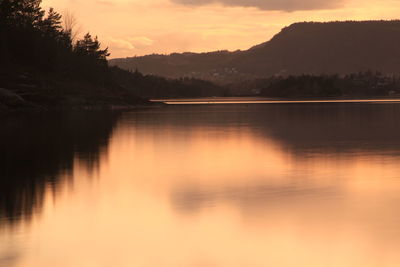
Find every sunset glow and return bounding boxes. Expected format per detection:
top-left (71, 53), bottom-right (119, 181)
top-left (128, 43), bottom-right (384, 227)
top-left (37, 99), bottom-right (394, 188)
top-left (42, 0), bottom-right (400, 58)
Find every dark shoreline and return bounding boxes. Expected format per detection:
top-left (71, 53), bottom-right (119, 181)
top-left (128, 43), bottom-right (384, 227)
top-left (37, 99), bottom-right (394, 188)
top-left (3, 95), bottom-right (400, 114)
top-left (152, 96), bottom-right (400, 103)
top-left (0, 91), bottom-right (165, 115)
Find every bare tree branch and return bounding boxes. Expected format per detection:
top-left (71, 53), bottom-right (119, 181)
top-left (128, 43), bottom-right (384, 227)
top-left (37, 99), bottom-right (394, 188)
top-left (62, 10), bottom-right (81, 42)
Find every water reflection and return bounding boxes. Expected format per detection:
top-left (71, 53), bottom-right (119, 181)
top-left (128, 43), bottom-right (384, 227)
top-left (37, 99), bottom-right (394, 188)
top-left (0, 112), bottom-right (119, 225)
top-left (127, 103), bottom-right (400, 153)
top-left (172, 183), bottom-right (340, 214)
top-left (1, 103), bottom-right (400, 267)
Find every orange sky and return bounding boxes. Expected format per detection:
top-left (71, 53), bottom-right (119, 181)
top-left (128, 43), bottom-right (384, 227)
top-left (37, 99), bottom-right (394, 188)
top-left (42, 0), bottom-right (400, 58)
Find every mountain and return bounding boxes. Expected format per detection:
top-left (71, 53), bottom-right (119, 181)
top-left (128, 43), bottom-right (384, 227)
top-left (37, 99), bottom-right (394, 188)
top-left (109, 20), bottom-right (400, 82)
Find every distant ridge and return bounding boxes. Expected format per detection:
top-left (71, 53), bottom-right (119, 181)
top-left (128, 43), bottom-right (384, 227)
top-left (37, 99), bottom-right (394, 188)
top-left (109, 20), bottom-right (400, 82)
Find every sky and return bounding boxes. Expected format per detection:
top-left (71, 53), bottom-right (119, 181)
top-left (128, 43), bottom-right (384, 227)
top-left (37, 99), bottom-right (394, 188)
top-left (42, 0), bottom-right (400, 58)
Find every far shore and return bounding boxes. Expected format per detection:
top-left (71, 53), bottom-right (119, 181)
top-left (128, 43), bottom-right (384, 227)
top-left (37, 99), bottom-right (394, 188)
top-left (151, 96), bottom-right (400, 104)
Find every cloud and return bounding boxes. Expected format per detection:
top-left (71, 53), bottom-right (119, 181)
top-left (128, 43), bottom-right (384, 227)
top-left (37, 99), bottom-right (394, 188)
top-left (109, 36), bottom-right (154, 52)
top-left (109, 38), bottom-right (135, 51)
top-left (127, 37), bottom-right (155, 49)
top-left (170, 0), bottom-right (344, 11)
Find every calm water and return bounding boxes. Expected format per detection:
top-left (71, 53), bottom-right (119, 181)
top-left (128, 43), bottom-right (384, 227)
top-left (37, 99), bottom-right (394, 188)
top-left (2, 103), bottom-right (400, 267)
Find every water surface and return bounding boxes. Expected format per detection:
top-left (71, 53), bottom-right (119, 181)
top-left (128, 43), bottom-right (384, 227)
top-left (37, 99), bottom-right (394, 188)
top-left (1, 103), bottom-right (400, 267)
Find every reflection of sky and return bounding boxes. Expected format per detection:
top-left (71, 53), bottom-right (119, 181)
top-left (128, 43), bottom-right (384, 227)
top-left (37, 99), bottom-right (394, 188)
top-left (2, 104), bottom-right (400, 266)
top-left (42, 0), bottom-right (400, 58)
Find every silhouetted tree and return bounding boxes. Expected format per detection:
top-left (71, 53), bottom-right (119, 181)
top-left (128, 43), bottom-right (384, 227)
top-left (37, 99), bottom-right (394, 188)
top-left (74, 33), bottom-right (109, 60)
top-left (0, 0), bottom-right (44, 28)
top-left (39, 8), bottom-right (62, 37)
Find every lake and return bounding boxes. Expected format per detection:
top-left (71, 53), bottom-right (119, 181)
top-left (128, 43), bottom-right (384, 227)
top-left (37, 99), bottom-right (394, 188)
top-left (1, 101), bottom-right (400, 267)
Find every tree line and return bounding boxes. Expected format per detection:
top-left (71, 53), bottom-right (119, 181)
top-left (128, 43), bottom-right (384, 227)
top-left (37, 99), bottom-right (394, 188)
top-left (110, 67), bottom-right (229, 99)
top-left (0, 0), bottom-right (110, 82)
top-left (3, 2), bottom-right (398, 104)
top-left (258, 72), bottom-right (400, 98)
top-left (0, 0), bottom-right (230, 109)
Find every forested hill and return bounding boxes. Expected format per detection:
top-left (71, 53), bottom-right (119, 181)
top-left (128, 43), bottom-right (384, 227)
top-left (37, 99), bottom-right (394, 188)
top-left (0, 0), bottom-right (151, 111)
top-left (110, 21), bottom-right (400, 82)
top-left (0, 0), bottom-right (227, 112)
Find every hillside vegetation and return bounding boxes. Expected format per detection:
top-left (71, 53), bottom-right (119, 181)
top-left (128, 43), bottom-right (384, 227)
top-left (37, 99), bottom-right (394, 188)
top-left (110, 21), bottom-right (400, 82)
top-left (0, 0), bottom-right (229, 111)
top-left (0, 0), bottom-right (152, 111)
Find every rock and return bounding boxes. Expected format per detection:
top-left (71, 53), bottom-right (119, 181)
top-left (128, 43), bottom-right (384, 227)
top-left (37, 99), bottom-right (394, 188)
top-left (0, 88), bottom-right (27, 106)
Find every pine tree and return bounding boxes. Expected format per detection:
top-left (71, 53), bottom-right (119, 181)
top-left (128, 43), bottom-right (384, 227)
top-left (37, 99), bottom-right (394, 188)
top-left (40, 8), bottom-right (63, 37)
top-left (74, 33), bottom-right (110, 60)
top-left (0, 0), bottom-right (44, 28)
